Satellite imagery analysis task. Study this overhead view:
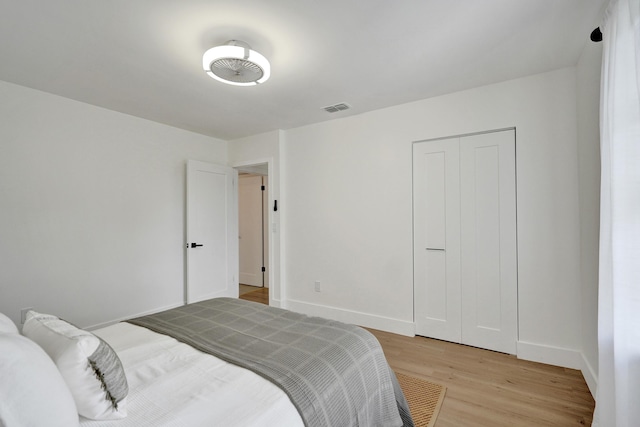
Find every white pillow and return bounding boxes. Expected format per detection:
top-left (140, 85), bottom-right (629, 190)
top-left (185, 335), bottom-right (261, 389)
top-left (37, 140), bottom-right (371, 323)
top-left (22, 311), bottom-right (129, 421)
top-left (0, 313), bottom-right (18, 334)
top-left (0, 332), bottom-right (79, 427)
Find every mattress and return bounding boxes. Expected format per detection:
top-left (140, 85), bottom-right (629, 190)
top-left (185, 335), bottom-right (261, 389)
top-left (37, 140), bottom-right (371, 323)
top-left (78, 322), bottom-right (304, 427)
top-left (128, 297), bottom-right (410, 427)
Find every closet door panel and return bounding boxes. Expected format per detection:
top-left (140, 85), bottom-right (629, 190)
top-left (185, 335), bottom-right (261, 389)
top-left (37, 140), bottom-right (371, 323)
top-left (460, 130), bottom-right (517, 354)
top-left (413, 139), bottom-right (461, 343)
top-left (463, 144), bottom-right (502, 330)
top-left (424, 152), bottom-right (447, 250)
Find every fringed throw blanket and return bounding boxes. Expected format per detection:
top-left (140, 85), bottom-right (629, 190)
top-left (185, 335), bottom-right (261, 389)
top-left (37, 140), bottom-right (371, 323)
top-left (128, 298), bottom-right (413, 427)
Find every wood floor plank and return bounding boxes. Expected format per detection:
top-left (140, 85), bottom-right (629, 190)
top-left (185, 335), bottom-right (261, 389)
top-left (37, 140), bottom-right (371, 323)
top-left (239, 286), bottom-right (269, 304)
top-left (239, 288), bottom-right (595, 426)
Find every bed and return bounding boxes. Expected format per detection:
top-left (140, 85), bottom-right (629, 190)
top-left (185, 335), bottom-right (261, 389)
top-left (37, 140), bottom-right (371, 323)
top-left (0, 298), bottom-right (413, 427)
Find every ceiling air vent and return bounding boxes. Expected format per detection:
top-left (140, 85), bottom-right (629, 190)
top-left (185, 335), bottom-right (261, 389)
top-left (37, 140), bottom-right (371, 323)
top-left (322, 102), bottom-right (351, 113)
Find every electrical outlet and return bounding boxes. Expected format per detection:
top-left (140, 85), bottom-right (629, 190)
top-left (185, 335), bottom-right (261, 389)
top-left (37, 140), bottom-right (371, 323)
top-left (314, 281), bottom-right (321, 292)
top-left (20, 307), bottom-right (34, 324)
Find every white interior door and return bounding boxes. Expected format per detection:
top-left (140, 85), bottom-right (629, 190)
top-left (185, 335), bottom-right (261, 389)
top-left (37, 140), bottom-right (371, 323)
top-left (239, 174), bottom-right (264, 287)
top-left (413, 139), bottom-right (462, 343)
top-left (186, 160), bottom-right (238, 303)
top-left (460, 130), bottom-right (517, 354)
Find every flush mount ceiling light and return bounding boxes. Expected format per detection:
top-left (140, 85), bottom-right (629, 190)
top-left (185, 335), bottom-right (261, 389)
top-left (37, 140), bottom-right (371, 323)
top-left (202, 40), bottom-right (270, 86)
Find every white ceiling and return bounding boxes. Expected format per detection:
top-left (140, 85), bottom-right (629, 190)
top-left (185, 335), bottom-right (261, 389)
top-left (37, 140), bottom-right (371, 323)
top-left (0, 0), bottom-right (606, 141)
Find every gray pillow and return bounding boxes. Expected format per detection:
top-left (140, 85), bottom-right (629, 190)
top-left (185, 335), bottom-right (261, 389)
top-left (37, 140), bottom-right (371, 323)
top-left (88, 337), bottom-right (129, 410)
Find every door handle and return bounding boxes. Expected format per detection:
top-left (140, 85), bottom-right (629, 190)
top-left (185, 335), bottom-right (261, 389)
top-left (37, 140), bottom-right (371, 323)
top-left (189, 243), bottom-right (204, 248)
top-left (426, 248), bottom-right (445, 251)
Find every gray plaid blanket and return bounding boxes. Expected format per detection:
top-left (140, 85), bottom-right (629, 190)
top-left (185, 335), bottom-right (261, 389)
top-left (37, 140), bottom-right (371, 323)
top-left (127, 298), bottom-right (413, 427)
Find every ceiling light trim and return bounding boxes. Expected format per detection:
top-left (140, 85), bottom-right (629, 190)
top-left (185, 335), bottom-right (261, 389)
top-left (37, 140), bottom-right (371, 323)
top-left (203, 40), bottom-right (270, 87)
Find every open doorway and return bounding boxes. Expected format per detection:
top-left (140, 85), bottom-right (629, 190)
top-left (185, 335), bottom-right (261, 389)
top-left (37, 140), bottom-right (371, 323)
top-left (236, 163), bottom-right (269, 301)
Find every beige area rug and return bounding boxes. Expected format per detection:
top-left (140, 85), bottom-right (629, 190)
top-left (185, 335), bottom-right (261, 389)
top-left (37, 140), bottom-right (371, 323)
top-left (395, 372), bottom-right (446, 427)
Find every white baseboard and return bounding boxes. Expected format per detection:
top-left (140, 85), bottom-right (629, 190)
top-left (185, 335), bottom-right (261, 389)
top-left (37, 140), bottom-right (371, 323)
top-left (284, 299), bottom-right (415, 336)
top-left (580, 353), bottom-right (598, 398)
top-left (517, 340), bottom-right (583, 370)
top-left (239, 273), bottom-right (260, 286)
top-left (269, 298), bottom-right (283, 309)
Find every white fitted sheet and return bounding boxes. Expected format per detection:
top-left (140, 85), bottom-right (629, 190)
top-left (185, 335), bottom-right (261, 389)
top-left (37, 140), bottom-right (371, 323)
top-left (79, 322), bottom-right (304, 427)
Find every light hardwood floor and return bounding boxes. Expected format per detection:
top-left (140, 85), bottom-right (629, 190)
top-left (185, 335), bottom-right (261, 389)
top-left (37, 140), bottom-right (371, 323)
top-left (238, 285), bottom-right (268, 303)
top-left (239, 288), bottom-right (595, 426)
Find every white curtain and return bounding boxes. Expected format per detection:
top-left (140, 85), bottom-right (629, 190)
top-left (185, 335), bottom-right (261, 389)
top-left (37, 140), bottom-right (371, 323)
top-left (593, 0), bottom-right (640, 426)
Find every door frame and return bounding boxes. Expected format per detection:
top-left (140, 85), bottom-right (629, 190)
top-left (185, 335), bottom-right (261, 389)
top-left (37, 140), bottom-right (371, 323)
top-left (233, 158), bottom-right (279, 307)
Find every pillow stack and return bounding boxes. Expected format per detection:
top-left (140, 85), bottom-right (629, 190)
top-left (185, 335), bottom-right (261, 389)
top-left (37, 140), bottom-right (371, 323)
top-left (22, 311), bottom-right (129, 420)
top-left (0, 310), bottom-right (129, 425)
top-left (0, 312), bottom-right (79, 427)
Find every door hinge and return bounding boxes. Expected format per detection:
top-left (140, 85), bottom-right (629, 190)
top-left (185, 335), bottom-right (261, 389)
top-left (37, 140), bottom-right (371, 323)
top-left (261, 185), bottom-right (265, 191)
top-left (262, 266), bottom-right (266, 272)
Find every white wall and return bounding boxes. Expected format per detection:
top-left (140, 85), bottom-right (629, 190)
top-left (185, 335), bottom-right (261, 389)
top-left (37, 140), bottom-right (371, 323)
top-left (0, 64), bottom-right (599, 373)
top-left (576, 41), bottom-right (602, 394)
top-left (281, 68), bottom-right (586, 367)
top-left (0, 80), bottom-right (227, 329)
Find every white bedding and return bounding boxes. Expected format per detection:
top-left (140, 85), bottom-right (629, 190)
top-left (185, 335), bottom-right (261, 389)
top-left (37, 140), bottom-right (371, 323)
top-left (79, 322), bottom-right (304, 427)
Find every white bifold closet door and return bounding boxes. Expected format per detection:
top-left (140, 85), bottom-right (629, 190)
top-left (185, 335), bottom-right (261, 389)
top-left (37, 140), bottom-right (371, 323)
top-left (413, 129), bottom-right (517, 354)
